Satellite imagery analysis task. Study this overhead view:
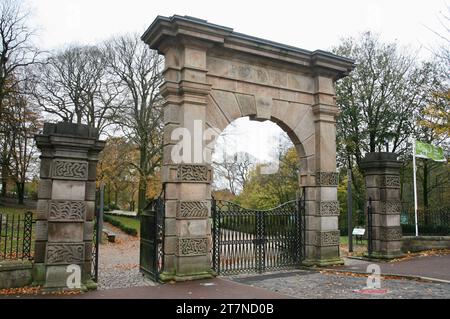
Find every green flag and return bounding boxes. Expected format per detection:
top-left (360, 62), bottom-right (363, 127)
top-left (415, 141), bottom-right (446, 162)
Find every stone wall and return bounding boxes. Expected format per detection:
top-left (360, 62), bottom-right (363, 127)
top-left (0, 261), bottom-right (33, 289)
top-left (402, 236), bottom-right (450, 253)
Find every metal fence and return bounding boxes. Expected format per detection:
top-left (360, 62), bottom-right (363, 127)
top-left (401, 206), bottom-right (450, 236)
top-left (0, 212), bottom-right (34, 260)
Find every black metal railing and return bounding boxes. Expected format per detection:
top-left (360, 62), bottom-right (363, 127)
top-left (401, 206), bottom-right (450, 236)
top-left (212, 195), bottom-right (305, 275)
top-left (0, 211), bottom-right (34, 261)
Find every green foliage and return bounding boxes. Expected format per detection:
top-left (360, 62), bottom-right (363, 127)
top-left (103, 214), bottom-right (139, 236)
top-left (237, 147), bottom-right (300, 210)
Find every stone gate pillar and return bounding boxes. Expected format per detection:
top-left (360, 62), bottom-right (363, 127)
top-left (302, 74), bottom-right (342, 266)
top-left (360, 152), bottom-right (403, 259)
top-left (34, 122), bottom-right (105, 290)
top-left (158, 39), bottom-right (214, 281)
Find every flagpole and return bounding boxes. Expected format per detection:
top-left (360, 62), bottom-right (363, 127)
top-left (412, 115), bottom-right (419, 237)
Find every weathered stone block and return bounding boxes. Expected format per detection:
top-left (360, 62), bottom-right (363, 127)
top-left (176, 237), bottom-right (208, 256)
top-left (34, 241), bottom-right (46, 263)
top-left (177, 201), bottom-right (209, 219)
top-left (51, 180), bottom-right (85, 201)
top-left (177, 220), bottom-right (207, 237)
top-left (46, 243), bottom-right (85, 265)
top-left (85, 201), bottom-right (95, 221)
top-left (83, 222), bottom-right (94, 241)
top-left (48, 200), bottom-right (86, 221)
top-left (38, 179), bottom-right (52, 200)
top-left (35, 221), bottom-right (48, 241)
top-left (85, 181), bottom-right (96, 201)
top-left (315, 171), bottom-right (339, 186)
top-left (36, 200), bottom-right (49, 220)
top-left (316, 230), bottom-right (340, 246)
top-left (48, 223), bottom-right (84, 243)
top-left (52, 159), bottom-right (88, 181)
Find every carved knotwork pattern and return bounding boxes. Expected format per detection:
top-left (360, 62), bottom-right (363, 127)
top-left (315, 172), bottom-right (339, 186)
top-left (317, 231), bottom-right (340, 246)
top-left (46, 243), bottom-right (84, 264)
top-left (317, 201), bottom-right (340, 216)
top-left (382, 175), bottom-right (400, 188)
top-left (49, 201), bottom-right (86, 221)
top-left (52, 160), bottom-right (88, 180)
top-left (179, 201), bottom-right (208, 218)
top-left (380, 227), bottom-right (402, 241)
top-left (177, 237), bottom-right (208, 256)
top-left (380, 201), bottom-right (401, 214)
top-left (177, 165), bottom-right (208, 182)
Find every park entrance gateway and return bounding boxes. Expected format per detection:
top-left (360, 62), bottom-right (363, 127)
top-left (140, 15), bottom-right (355, 281)
top-left (31, 15), bottom-right (355, 289)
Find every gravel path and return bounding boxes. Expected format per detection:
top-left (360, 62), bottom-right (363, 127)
top-left (227, 269), bottom-right (450, 299)
top-left (97, 223), bottom-right (157, 290)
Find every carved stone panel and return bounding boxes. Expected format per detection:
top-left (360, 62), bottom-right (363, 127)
top-left (315, 172), bottom-right (339, 186)
top-left (379, 227), bottom-right (402, 241)
top-left (177, 237), bottom-right (208, 256)
top-left (316, 231), bottom-right (340, 246)
top-left (379, 201), bottom-right (401, 215)
top-left (177, 165), bottom-right (208, 182)
top-left (52, 159), bottom-right (88, 180)
top-left (46, 243), bottom-right (85, 264)
top-left (317, 201), bottom-right (340, 216)
top-left (381, 175), bottom-right (400, 188)
top-left (178, 201), bottom-right (209, 219)
top-left (48, 201), bottom-right (86, 222)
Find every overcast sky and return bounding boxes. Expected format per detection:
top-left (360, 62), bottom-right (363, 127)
top-left (25, 0), bottom-right (449, 171)
top-left (28, 0), bottom-right (448, 54)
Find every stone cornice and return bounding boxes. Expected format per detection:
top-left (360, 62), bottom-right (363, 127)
top-left (142, 15), bottom-right (355, 80)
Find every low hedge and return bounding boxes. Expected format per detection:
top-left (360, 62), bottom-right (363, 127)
top-left (104, 214), bottom-right (138, 236)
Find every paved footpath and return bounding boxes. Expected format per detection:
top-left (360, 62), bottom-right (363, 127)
top-left (97, 222), bottom-right (155, 289)
top-left (227, 269), bottom-right (450, 299)
top-left (333, 254), bottom-right (450, 281)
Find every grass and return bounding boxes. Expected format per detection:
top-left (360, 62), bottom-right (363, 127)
top-left (340, 235), bottom-right (367, 246)
top-left (0, 206), bottom-right (35, 215)
top-left (104, 214), bottom-right (140, 236)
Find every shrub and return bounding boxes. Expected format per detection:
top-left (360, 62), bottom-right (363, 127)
top-left (103, 214), bottom-right (138, 236)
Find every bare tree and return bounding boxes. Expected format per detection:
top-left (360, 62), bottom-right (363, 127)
top-left (213, 152), bottom-right (254, 195)
top-left (9, 92), bottom-right (41, 204)
top-left (0, 0), bottom-right (40, 198)
top-left (103, 34), bottom-right (164, 212)
top-left (31, 45), bottom-right (122, 133)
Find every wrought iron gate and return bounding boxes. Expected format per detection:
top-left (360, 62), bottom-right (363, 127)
top-left (91, 206), bottom-right (100, 282)
top-left (139, 196), bottom-right (165, 281)
top-left (212, 195), bottom-right (305, 275)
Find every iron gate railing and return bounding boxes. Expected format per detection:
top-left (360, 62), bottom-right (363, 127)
top-left (139, 196), bottom-right (164, 281)
top-left (91, 206), bottom-right (100, 282)
top-left (212, 195), bottom-right (305, 275)
top-left (0, 211), bottom-right (34, 260)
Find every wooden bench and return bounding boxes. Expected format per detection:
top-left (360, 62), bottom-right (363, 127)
top-left (102, 228), bottom-right (116, 243)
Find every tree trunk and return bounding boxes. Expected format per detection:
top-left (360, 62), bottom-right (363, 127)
top-left (1, 163), bottom-right (8, 197)
top-left (138, 146), bottom-right (148, 215)
top-left (16, 182), bottom-right (25, 205)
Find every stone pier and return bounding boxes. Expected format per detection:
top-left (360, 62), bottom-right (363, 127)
top-left (360, 152), bottom-right (403, 259)
top-left (34, 122), bottom-right (105, 290)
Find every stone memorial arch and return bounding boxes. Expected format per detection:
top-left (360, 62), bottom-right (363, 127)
top-left (141, 15), bottom-right (355, 281)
